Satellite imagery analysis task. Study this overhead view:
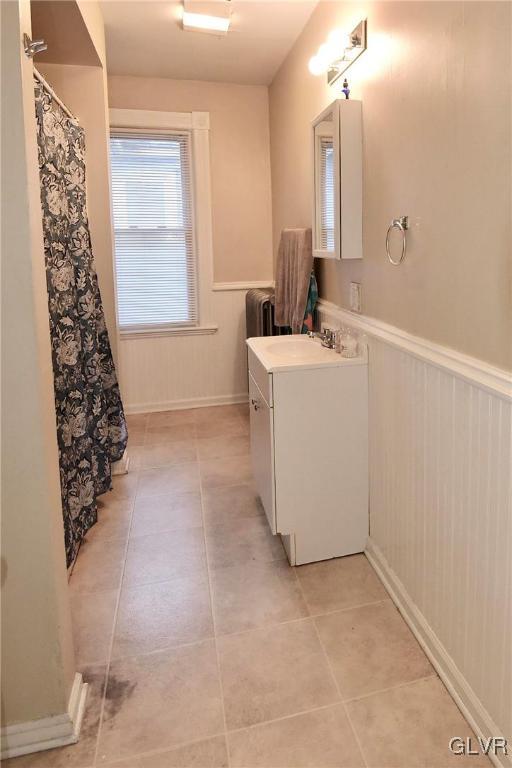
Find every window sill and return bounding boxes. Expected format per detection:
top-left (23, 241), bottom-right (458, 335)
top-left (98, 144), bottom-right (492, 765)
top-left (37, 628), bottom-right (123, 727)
top-left (120, 324), bottom-right (218, 340)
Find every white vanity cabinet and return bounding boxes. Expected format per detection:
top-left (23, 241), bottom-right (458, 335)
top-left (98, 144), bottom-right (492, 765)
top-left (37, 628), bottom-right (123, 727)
top-left (247, 336), bottom-right (368, 566)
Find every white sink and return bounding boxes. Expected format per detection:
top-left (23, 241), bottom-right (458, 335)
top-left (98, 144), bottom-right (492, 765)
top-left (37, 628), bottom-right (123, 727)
top-left (247, 334), bottom-right (365, 372)
top-left (265, 339), bottom-right (327, 361)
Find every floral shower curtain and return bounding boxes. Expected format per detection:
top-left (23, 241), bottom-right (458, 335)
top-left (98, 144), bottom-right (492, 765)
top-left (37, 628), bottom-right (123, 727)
top-left (34, 79), bottom-right (128, 568)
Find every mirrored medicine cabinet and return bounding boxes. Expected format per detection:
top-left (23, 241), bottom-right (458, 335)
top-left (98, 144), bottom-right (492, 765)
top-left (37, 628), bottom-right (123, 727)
top-left (312, 99), bottom-right (362, 260)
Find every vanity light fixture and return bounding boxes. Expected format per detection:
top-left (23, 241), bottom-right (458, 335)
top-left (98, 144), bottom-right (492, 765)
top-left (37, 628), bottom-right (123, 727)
top-left (309, 19), bottom-right (367, 86)
top-left (182, 0), bottom-right (231, 34)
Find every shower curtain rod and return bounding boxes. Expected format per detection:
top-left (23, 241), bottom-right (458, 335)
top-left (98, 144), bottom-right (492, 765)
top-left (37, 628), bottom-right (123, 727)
top-left (33, 67), bottom-right (79, 123)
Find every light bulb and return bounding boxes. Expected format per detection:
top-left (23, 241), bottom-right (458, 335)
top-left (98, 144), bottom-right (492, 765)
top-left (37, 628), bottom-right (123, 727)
top-left (327, 29), bottom-right (349, 51)
top-left (308, 55), bottom-right (327, 76)
top-left (317, 43), bottom-right (331, 63)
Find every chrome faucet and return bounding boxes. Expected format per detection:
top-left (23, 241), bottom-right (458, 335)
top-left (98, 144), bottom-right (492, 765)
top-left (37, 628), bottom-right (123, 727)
top-left (307, 327), bottom-right (337, 349)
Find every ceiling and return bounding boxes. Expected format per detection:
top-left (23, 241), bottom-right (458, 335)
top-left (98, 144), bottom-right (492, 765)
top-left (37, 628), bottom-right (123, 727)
top-left (100, 0), bottom-right (317, 85)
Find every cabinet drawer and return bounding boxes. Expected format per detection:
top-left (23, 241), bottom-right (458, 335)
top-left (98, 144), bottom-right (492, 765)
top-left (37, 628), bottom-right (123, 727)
top-left (248, 347), bottom-right (273, 406)
top-left (249, 373), bottom-right (276, 534)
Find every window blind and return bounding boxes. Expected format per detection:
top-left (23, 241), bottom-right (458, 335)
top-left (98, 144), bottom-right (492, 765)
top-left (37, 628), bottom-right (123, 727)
top-left (110, 132), bottom-right (197, 330)
top-left (319, 137), bottom-right (335, 250)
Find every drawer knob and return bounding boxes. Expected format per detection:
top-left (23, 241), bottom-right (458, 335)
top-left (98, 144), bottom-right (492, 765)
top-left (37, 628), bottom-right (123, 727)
top-left (251, 397), bottom-right (260, 411)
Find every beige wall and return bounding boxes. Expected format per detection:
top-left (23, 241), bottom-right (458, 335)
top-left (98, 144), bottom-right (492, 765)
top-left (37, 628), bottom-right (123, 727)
top-left (76, 0), bottom-right (108, 67)
top-left (269, 1), bottom-right (512, 370)
top-left (37, 62), bottom-right (120, 366)
top-left (108, 75), bottom-right (274, 284)
top-left (1, 0), bottom-right (75, 727)
top-left (0, 0), bottom-right (118, 735)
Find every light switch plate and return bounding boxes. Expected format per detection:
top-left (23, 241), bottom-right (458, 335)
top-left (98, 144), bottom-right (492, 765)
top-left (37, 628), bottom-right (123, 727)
top-left (350, 282), bottom-right (362, 313)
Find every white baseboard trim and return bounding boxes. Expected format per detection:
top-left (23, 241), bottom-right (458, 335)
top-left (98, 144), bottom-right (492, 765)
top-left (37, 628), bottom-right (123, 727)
top-left (112, 450), bottom-right (130, 476)
top-left (1, 673), bottom-right (88, 760)
top-left (212, 281), bottom-right (274, 292)
top-left (317, 299), bottom-right (512, 401)
top-left (365, 540), bottom-right (511, 768)
top-left (124, 391), bottom-right (249, 415)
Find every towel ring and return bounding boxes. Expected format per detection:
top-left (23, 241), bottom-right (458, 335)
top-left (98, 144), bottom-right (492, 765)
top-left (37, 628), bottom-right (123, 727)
top-left (386, 216), bottom-right (409, 266)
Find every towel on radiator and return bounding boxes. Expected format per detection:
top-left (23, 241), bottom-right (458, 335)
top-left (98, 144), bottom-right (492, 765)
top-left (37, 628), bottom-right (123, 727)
top-left (274, 228), bottom-right (313, 334)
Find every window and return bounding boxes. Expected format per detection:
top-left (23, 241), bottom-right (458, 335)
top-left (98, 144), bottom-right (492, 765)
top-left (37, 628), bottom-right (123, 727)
top-left (110, 132), bottom-right (197, 331)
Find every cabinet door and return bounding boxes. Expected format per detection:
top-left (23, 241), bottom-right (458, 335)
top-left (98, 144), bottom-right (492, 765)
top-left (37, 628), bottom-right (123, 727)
top-left (249, 373), bottom-right (276, 534)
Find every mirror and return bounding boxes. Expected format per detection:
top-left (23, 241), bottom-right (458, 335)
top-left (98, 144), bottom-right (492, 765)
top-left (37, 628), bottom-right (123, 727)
top-left (312, 99), bottom-right (362, 260)
top-left (312, 106), bottom-right (339, 258)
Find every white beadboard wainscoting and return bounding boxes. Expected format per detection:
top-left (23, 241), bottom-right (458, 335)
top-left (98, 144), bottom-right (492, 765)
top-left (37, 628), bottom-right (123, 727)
top-left (119, 283), bottom-right (272, 413)
top-left (317, 299), bottom-right (512, 766)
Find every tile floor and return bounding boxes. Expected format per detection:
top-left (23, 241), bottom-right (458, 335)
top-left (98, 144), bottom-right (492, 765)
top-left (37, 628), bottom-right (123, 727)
top-left (6, 405), bottom-right (490, 768)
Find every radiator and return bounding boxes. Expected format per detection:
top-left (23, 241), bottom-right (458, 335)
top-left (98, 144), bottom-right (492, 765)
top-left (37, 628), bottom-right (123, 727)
top-left (245, 289), bottom-right (287, 338)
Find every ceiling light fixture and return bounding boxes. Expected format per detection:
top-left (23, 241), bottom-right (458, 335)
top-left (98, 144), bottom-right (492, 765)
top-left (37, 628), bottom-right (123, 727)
top-left (309, 20), bottom-right (367, 86)
top-left (182, 9), bottom-right (230, 33)
top-left (181, 0), bottom-right (232, 35)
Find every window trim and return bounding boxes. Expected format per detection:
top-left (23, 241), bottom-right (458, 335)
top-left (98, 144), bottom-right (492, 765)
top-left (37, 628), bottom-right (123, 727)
top-left (109, 109), bottom-right (215, 339)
